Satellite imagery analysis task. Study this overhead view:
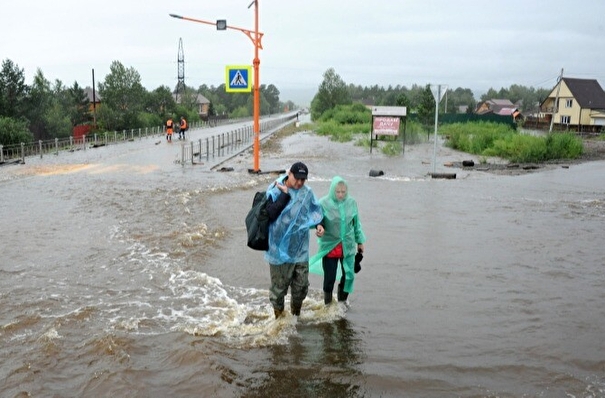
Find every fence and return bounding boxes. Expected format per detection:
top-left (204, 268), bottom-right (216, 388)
top-left (0, 114), bottom-right (297, 166)
top-left (177, 114), bottom-right (297, 167)
top-left (0, 117), bottom-right (251, 165)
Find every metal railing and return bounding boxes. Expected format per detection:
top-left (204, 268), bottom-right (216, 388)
top-left (177, 114), bottom-right (298, 166)
top-left (0, 118), bottom-right (242, 165)
top-left (1, 114), bottom-right (298, 166)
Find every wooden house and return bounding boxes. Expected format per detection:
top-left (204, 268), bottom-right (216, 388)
top-left (541, 77), bottom-right (605, 131)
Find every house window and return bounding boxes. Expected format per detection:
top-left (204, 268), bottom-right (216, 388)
top-left (565, 99), bottom-right (573, 108)
top-left (560, 115), bottom-right (571, 124)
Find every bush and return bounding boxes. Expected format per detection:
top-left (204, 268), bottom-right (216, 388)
top-left (0, 116), bottom-right (33, 146)
top-left (443, 122), bottom-right (584, 162)
top-left (318, 104), bottom-right (371, 125)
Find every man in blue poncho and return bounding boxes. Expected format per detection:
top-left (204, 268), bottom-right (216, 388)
top-left (265, 162), bottom-right (324, 319)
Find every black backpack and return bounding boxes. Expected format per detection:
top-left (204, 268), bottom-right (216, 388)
top-left (245, 191), bottom-right (270, 250)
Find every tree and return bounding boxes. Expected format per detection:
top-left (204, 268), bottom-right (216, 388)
top-left (310, 68), bottom-right (351, 120)
top-left (0, 59), bottom-right (27, 118)
top-left (98, 61), bottom-right (146, 130)
top-left (24, 69), bottom-right (54, 140)
top-left (146, 85), bottom-right (176, 118)
top-left (67, 81), bottom-right (92, 126)
top-left (416, 84), bottom-right (436, 127)
top-left (447, 87), bottom-right (476, 113)
top-left (0, 116), bottom-right (32, 145)
top-left (395, 93), bottom-right (410, 109)
top-left (262, 84), bottom-right (280, 114)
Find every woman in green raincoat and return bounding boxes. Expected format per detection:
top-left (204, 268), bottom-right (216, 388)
top-left (310, 176), bottom-right (366, 305)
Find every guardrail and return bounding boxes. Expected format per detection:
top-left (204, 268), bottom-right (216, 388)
top-left (0, 117), bottom-right (246, 165)
top-left (1, 114), bottom-right (298, 166)
top-left (177, 114), bottom-right (297, 166)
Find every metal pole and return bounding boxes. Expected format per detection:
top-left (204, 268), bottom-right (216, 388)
top-left (549, 68), bottom-right (564, 133)
top-left (252, 0), bottom-right (261, 172)
top-left (432, 85), bottom-right (441, 174)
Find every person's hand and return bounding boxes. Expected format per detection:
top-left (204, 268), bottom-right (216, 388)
top-left (357, 243), bottom-right (364, 253)
top-left (316, 224), bottom-right (324, 237)
top-left (276, 182), bottom-right (288, 195)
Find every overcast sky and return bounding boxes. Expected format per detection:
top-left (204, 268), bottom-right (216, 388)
top-left (2, 0), bottom-right (605, 105)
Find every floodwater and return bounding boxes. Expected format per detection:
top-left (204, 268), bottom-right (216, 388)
top-left (1, 119), bottom-right (605, 397)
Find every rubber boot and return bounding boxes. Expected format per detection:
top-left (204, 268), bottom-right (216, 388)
top-left (291, 304), bottom-right (301, 316)
top-left (324, 291), bottom-right (333, 305)
top-left (337, 284), bottom-right (349, 302)
top-left (274, 308), bottom-right (283, 319)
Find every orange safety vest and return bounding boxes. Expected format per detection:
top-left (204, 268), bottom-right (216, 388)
top-left (166, 119), bottom-right (173, 134)
top-left (180, 118), bottom-right (187, 130)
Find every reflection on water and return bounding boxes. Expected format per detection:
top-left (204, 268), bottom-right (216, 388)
top-left (242, 318), bottom-right (365, 398)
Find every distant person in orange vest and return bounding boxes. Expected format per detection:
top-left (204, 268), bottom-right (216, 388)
top-left (179, 116), bottom-right (188, 140)
top-left (166, 118), bottom-right (174, 142)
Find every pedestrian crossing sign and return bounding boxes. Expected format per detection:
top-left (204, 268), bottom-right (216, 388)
top-left (225, 65), bottom-right (252, 92)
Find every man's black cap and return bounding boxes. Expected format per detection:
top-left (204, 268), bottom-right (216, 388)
top-left (290, 162), bottom-right (308, 179)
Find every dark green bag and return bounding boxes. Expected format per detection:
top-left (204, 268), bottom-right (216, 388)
top-left (245, 191), bottom-right (270, 250)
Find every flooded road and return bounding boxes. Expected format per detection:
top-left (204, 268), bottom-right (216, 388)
top-left (1, 120), bottom-right (604, 397)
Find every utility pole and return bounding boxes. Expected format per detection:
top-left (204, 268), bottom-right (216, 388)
top-left (549, 68), bottom-right (564, 133)
top-left (176, 38), bottom-right (185, 103)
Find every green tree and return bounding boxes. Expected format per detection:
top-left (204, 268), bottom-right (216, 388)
top-left (262, 84), bottom-right (280, 114)
top-left (395, 92), bottom-right (410, 108)
top-left (416, 84), bottom-right (436, 127)
top-left (67, 81), bottom-right (92, 126)
top-left (146, 85), bottom-right (176, 118)
top-left (447, 87), bottom-right (476, 113)
top-left (0, 59), bottom-right (27, 118)
top-left (24, 69), bottom-right (54, 140)
top-left (480, 88), bottom-right (500, 102)
top-left (43, 79), bottom-right (73, 139)
top-left (310, 68), bottom-right (351, 120)
top-left (97, 60), bottom-right (146, 130)
top-left (0, 116), bottom-right (32, 145)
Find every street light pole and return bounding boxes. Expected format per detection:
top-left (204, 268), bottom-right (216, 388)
top-left (251, 0), bottom-right (261, 173)
top-left (169, 0), bottom-right (263, 172)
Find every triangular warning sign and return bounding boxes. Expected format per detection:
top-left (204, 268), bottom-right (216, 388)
top-left (430, 85), bottom-right (448, 103)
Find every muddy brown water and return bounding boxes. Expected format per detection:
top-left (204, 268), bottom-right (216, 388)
top-left (1, 120), bottom-right (604, 397)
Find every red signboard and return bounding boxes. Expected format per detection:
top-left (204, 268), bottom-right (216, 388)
top-left (373, 117), bottom-right (400, 136)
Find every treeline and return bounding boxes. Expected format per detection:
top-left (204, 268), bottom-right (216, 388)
top-left (346, 84), bottom-right (550, 114)
top-left (0, 58), bottom-right (295, 146)
top-left (1, 58), bottom-right (553, 147)
top-left (311, 68), bottom-right (551, 123)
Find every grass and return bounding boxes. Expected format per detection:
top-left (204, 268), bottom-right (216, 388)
top-left (313, 105), bottom-right (430, 156)
top-left (442, 121), bottom-right (583, 163)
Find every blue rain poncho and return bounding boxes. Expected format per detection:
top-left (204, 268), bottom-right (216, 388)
top-left (309, 176), bottom-right (366, 293)
top-left (264, 175), bottom-right (323, 265)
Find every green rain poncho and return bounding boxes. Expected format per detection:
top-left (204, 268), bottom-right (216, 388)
top-left (309, 176), bottom-right (366, 293)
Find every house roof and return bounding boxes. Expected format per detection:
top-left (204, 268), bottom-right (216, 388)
top-left (476, 99), bottom-right (516, 115)
top-left (195, 94), bottom-right (210, 104)
top-left (175, 93), bottom-right (210, 104)
top-left (84, 86), bottom-right (101, 102)
top-left (494, 107), bottom-right (517, 116)
top-left (489, 99), bottom-right (515, 107)
top-left (562, 78), bottom-right (605, 109)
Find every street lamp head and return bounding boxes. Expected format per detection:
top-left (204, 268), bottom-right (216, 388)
top-left (169, 13), bottom-right (183, 19)
top-left (216, 19), bottom-right (227, 30)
